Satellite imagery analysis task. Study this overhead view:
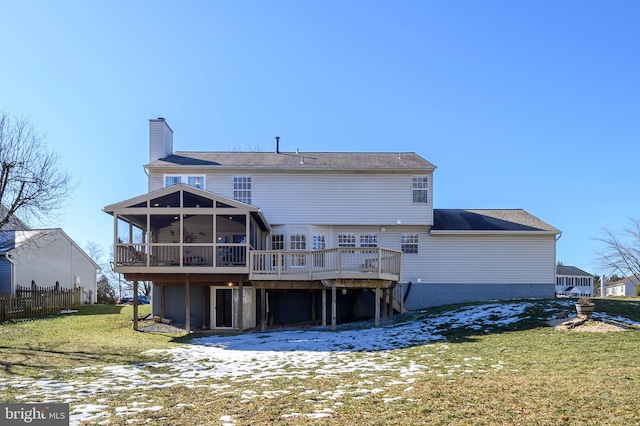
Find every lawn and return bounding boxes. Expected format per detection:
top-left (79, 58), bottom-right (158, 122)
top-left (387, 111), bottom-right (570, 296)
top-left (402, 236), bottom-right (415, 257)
top-left (1, 299), bottom-right (640, 425)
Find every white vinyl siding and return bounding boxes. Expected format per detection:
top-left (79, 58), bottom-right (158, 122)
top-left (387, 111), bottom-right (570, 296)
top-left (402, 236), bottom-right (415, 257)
top-left (419, 234), bottom-right (557, 285)
top-left (11, 230), bottom-right (98, 303)
top-left (174, 172), bottom-right (433, 226)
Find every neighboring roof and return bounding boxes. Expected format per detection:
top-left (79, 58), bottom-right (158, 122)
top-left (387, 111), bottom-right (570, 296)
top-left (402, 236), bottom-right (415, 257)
top-left (0, 228), bottom-right (100, 270)
top-left (431, 209), bottom-right (560, 233)
top-left (145, 151), bottom-right (436, 172)
top-left (557, 265), bottom-right (593, 277)
top-left (607, 276), bottom-right (640, 287)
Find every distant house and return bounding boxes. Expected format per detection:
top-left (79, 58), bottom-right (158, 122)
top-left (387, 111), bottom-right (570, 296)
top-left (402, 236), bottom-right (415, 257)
top-left (555, 265), bottom-right (594, 297)
top-left (104, 118), bottom-right (560, 332)
top-left (0, 229), bottom-right (100, 304)
top-left (604, 276), bottom-right (639, 297)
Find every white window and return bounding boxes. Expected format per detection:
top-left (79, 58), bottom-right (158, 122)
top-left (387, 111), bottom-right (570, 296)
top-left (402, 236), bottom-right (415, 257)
top-left (412, 176), bottom-right (429, 203)
top-left (401, 234), bottom-right (419, 254)
top-left (312, 234), bottom-right (326, 250)
top-left (233, 176), bottom-right (251, 204)
top-left (360, 234), bottom-right (378, 248)
top-left (271, 234), bottom-right (284, 250)
top-left (164, 175), bottom-right (205, 189)
top-left (312, 234), bottom-right (326, 267)
top-left (290, 234), bottom-right (306, 267)
top-left (338, 233), bottom-right (356, 248)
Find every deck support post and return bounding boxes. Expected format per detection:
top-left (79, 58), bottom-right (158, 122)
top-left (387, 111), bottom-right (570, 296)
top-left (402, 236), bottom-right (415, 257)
top-left (374, 287), bottom-right (380, 327)
top-left (160, 285), bottom-right (165, 319)
top-left (238, 279), bottom-right (244, 332)
top-left (389, 286), bottom-right (395, 318)
top-left (202, 287), bottom-right (207, 329)
top-left (322, 288), bottom-right (327, 326)
top-left (383, 288), bottom-right (388, 322)
top-left (185, 277), bottom-right (191, 333)
top-left (331, 285), bottom-right (337, 331)
top-left (133, 281), bottom-right (139, 331)
top-left (260, 289), bottom-right (266, 331)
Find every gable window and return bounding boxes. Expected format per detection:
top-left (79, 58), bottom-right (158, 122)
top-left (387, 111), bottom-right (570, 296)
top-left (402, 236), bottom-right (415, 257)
top-left (401, 234), bottom-right (419, 254)
top-left (233, 176), bottom-right (251, 204)
top-left (290, 234), bottom-right (306, 267)
top-left (165, 175), bottom-right (205, 189)
top-left (412, 176), bottom-right (429, 203)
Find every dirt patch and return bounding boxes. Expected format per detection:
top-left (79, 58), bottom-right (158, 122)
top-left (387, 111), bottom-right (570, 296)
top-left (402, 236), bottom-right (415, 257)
top-left (548, 317), bottom-right (630, 333)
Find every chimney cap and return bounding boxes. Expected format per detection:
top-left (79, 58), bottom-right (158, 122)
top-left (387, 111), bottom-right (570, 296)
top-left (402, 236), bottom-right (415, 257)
top-left (157, 117), bottom-right (165, 120)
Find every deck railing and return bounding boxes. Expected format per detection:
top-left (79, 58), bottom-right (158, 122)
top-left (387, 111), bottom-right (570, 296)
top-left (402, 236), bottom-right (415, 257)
top-left (250, 247), bottom-right (402, 281)
top-left (114, 245), bottom-right (402, 281)
top-left (115, 243), bottom-right (249, 268)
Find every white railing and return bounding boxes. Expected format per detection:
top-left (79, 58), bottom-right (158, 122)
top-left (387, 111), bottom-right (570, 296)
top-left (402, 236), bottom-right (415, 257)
top-left (115, 243), bottom-right (249, 268)
top-left (250, 247), bottom-right (402, 281)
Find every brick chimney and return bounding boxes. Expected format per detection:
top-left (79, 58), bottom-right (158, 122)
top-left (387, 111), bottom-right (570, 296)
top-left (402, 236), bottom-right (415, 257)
top-left (149, 117), bottom-right (173, 162)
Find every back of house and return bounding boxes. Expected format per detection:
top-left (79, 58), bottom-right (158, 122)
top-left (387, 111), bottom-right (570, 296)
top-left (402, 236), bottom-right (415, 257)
top-left (104, 118), bottom-right (560, 331)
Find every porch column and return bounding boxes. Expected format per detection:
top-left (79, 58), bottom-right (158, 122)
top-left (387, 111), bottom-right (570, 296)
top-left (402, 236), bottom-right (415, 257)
top-left (202, 287), bottom-right (207, 329)
top-left (322, 288), bottom-right (327, 326)
top-left (238, 279), bottom-right (244, 332)
top-left (185, 277), bottom-right (191, 333)
top-left (331, 285), bottom-right (337, 331)
top-left (133, 281), bottom-right (139, 331)
top-left (383, 288), bottom-right (388, 322)
top-left (389, 286), bottom-right (395, 319)
top-left (160, 285), bottom-right (165, 319)
top-left (260, 288), bottom-right (266, 331)
top-left (374, 287), bottom-right (380, 327)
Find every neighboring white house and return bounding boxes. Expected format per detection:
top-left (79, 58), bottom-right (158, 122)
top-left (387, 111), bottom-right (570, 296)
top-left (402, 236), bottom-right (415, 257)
top-left (605, 276), bottom-right (639, 297)
top-left (0, 229), bottom-right (100, 304)
top-left (104, 118), bottom-right (561, 331)
top-left (555, 265), bottom-right (594, 297)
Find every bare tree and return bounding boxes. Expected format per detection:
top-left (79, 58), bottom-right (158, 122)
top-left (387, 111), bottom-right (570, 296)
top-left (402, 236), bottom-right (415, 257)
top-left (595, 218), bottom-right (640, 280)
top-left (0, 111), bottom-right (75, 229)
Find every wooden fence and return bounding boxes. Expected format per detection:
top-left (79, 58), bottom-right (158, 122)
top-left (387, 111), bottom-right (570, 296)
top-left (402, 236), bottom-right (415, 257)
top-left (0, 283), bottom-right (82, 321)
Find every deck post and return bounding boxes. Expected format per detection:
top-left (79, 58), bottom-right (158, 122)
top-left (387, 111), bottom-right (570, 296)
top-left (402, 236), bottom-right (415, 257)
top-left (133, 281), bottom-right (139, 331)
top-left (322, 288), bottom-right (327, 326)
top-left (374, 287), bottom-right (380, 327)
top-left (331, 285), bottom-right (337, 331)
top-left (160, 285), bottom-right (165, 319)
top-left (383, 288), bottom-right (388, 322)
top-left (389, 286), bottom-right (395, 318)
top-left (185, 277), bottom-right (191, 333)
top-left (238, 279), bottom-right (244, 332)
top-left (260, 288), bottom-right (266, 331)
top-left (202, 287), bottom-right (207, 329)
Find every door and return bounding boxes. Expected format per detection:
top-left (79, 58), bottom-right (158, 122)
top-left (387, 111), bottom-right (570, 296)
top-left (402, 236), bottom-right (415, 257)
top-left (212, 287), bottom-right (234, 328)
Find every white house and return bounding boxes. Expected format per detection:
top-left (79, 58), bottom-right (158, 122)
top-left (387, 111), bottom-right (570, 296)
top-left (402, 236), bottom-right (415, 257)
top-left (605, 276), bottom-right (639, 297)
top-left (104, 118), bottom-right (560, 331)
top-left (0, 229), bottom-right (100, 304)
top-left (555, 265), bottom-right (594, 298)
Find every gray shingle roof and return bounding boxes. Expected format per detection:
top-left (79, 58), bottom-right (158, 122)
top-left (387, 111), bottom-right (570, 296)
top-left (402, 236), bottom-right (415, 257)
top-left (556, 265), bottom-right (593, 276)
top-left (432, 209), bottom-right (559, 233)
top-left (146, 151), bottom-right (436, 171)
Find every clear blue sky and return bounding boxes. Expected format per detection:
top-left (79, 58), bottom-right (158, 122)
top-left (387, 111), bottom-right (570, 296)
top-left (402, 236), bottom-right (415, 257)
top-left (1, 1), bottom-right (638, 276)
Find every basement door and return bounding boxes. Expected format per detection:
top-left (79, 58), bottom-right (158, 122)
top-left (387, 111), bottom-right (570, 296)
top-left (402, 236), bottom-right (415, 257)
top-left (211, 287), bottom-right (234, 329)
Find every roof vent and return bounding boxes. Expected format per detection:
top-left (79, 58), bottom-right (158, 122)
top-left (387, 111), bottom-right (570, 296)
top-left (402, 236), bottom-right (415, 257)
top-left (275, 136), bottom-right (280, 154)
top-left (300, 156), bottom-right (305, 164)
